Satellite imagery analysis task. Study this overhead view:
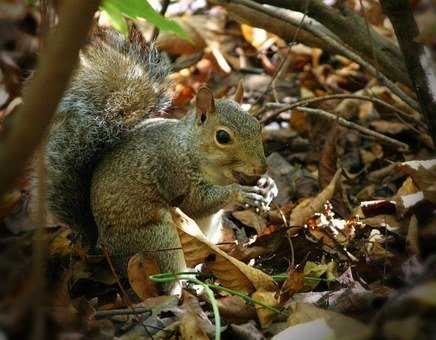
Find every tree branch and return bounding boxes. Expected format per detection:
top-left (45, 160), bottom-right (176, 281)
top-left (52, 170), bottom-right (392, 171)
top-left (220, 0), bottom-right (419, 112)
top-left (379, 0), bottom-right (436, 145)
top-left (297, 107), bottom-right (409, 151)
top-left (209, 0), bottom-right (340, 54)
top-left (0, 0), bottom-right (101, 196)
top-left (253, 0), bottom-right (411, 87)
top-left (261, 93), bottom-right (425, 128)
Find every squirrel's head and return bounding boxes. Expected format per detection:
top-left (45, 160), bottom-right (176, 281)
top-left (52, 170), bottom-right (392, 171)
top-left (194, 83), bottom-right (267, 185)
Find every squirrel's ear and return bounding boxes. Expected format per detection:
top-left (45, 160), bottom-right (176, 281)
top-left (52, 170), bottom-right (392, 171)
top-left (196, 87), bottom-right (216, 120)
top-left (234, 80), bottom-right (244, 103)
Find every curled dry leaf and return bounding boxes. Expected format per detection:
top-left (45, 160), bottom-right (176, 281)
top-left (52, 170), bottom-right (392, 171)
top-left (289, 169), bottom-right (342, 229)
top-left (172, 208), bottom-right (276, 294)
top-left (127, 254), bottom-right (160, 301)
top-left (251, 289), bottom-right (279, 329)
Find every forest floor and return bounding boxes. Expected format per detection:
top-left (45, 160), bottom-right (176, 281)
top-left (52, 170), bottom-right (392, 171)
top-left (1, 0), bottom-right (436, 339)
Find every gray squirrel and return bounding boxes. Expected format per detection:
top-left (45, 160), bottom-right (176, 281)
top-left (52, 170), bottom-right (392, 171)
top-left (41, 29), bottom-right (277, 292)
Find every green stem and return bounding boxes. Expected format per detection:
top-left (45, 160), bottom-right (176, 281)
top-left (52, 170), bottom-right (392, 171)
top-left (272, 274), bottom-right (336, 283)
top-left (149, 273), bottom-right (221, 340)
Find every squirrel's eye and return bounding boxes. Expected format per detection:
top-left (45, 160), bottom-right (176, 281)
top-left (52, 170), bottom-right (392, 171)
top-left (216, 130), bottom-right (231, 145)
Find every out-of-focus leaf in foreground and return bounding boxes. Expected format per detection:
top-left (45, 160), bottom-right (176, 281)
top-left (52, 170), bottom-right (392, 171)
top-left (101, 0), bottom-right (187, 39)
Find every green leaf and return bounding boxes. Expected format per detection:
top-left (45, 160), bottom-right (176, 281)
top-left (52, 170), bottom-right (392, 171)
top-left (101, 0), bottom-right (188, 40)
top-left (101, 2), bottom-right (128, 36)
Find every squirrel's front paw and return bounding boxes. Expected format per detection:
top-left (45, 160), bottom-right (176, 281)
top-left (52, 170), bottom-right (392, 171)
top-left (235, 175), bottom-right (278, 212)
top-left (257, 175), bottom-right (278, 207)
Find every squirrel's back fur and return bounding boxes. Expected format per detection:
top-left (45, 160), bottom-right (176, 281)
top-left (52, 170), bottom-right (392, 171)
top-left (44, 30), bottom-right (172, 244)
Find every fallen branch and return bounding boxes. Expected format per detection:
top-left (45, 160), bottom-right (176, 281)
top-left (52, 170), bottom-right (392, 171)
top-left (209, 0), bottom-right (341, 55)
top-left (0, 0), bottom-right (101, 196)
top-left (261, 94), bottom-right (425, 128)
top-left (380, 0), bottom-right (436, 145)
top-left (296, 107), bottom-right (409, 151)
top-left (254, 0), bottom-right (410, 86)
top-left (224, 0), bottom-right (419, 112)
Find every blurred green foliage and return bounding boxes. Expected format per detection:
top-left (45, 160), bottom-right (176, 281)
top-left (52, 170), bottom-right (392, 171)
top-left (101, 0), bottom-right (187, 39)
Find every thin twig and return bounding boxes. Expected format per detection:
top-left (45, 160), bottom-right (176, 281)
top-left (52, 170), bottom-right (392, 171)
top-left (251, 0), bottom-right (410, 86)
top-left (261, 93), bottom-right (425, 128)
top-left (31, 1), bottom-right (52, 338)
top-left (272, 202), bottom-right (294, 271)
top-left (296, 106), bottom-right (409, 151)
top-left (32, 144), bottom-right (48, 340)
top-left (151, 0), bottom-right (171, 40)
top-left (252, 0), bottom-right (309, 107)
top-left (358, 0), bottom-right (381, 81)
top-left (226, 0), bottom-right (419, 111)
top-left (102, 247), bottom-right (153, 337)
top-left (28, 2), bottom-right (101, 339)
top-left (94, 307), bottom-right (152, 319)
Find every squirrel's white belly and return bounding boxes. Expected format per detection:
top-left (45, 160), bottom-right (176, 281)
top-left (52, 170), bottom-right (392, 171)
top-left (195, 210), bottom-right (223, 244)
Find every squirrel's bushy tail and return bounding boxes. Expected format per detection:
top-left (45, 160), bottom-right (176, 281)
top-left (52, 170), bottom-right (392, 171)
top-left (43, 29), bottom-right (172, 245)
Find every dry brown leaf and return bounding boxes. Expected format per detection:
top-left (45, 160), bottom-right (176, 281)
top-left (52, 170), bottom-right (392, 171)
top-left (289, 169), bottom-right (341, 228)
top-left (179, 313), bottom-right (210, 340)
top-left (240, 24), bottom-right (270, 49)
top-left (318, 124), bottom-right (338, 190)
top-left (0, 190), bottom-right (20, 220)
top-left (232, 209), bottom-right (268, 235)
top-left (48, 228), bottom-right (73, 258)
top-left (364, 214), bottom-right (404, 232)
top-left (395, 176), bottom-right (419, 199)
top-left (370, 120), bottom-right (409, 134)
top-left (406, 215), bottom-right (420, 256)
top-left (217, 295), bottom-right (257, 325)
top-left (360, 144), bottom-right (383, 166)
top-left (365, 229), bottom-right (394, 261)
top-left (281, 270), bottom-right (305, 297)
top-left (400, 161), bottom-right (436, 204)
top-left (179, 290), bottom-right (214, 339)
top-left (290, 109), bottom-right (311, 137)
top-left (127, 254), bottom-right (160, 301)
top-left (172, 208), bottom-right (276, 294)
top-left (357, 101), bottom-right (374, 121)
top-left (251, 289), bottom-right (279, 328)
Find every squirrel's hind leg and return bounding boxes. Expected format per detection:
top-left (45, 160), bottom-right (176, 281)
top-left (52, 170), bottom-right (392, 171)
top-left (99, 218), bottom-right (187, 295)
